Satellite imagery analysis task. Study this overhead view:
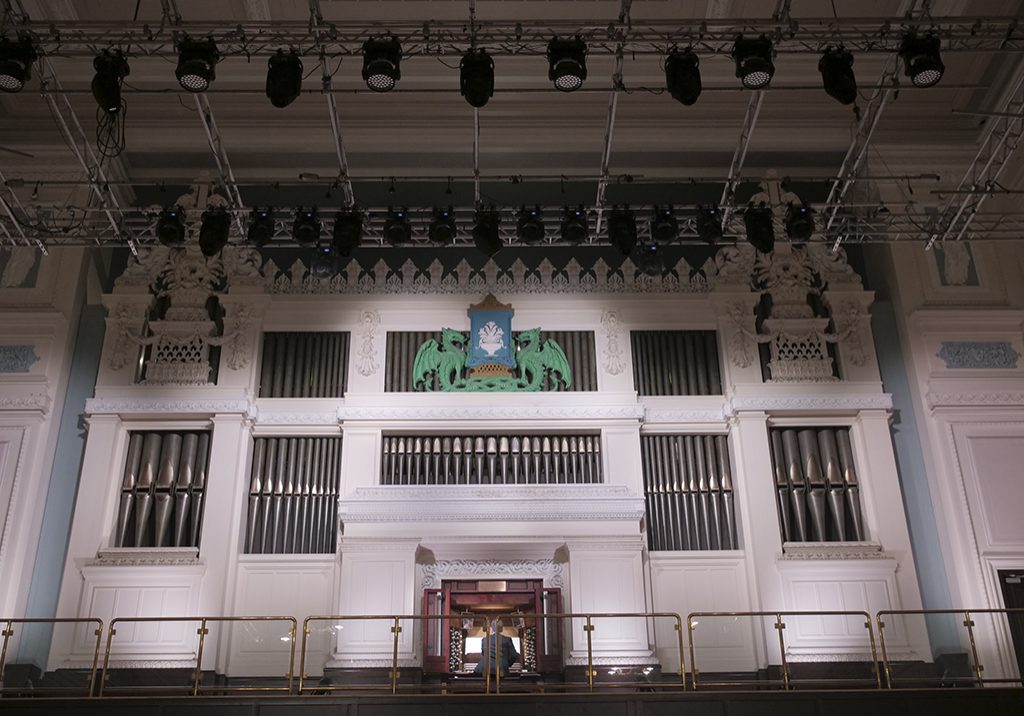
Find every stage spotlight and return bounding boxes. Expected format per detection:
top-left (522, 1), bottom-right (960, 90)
top-left (900, 32), bottom-right (944, 88)
top-left (310, 242), bottom-right (337, 279)
top-left (332, 208), bottom-right (363, 256)
top-left (247, 207), bottom-right (275, 247)
top-left (362, 35), bottom-right (402, 92)
top-left (743, 204), bottom-right (775, 253)
top-left (561, 205), bottom-right (588, 243)
top-left (819, 46), bottom-right (857, 105)
top-left (547, 37), bottom-right (587, 92)
top-left (175, 36), bottom-right (219, 92)
top-left (785, 203), bottom-right (815, 241)
top-left (266, 49), bottom-right (303, 108)
top-left (156, 206), bottom-right (186, 247)
top-left (635, 242), bottom-right (664, 277)
top-left (607, 206), bottom-right (637, 256)
top-left (292, 207), bottom-right (321, 245)
top-left (473, 206), bottom-right (502, 256)
top-left (460, 49), bottom-right (494, 108)
top-left (0, 36), bottom-right (38, 93)
top-left (198, 205), bottom-right (230, 256)
top-left (732, 35), bottom-right (774, 90)
top-left (517, 206), bottom-right (545, 243)
top-left (428, 206), bottom-right (458, 244)
top-left (696, 205), bottom-right (723, 244)
top-left (665, 48), bottom-right (701, 106)
top-left (384, 206), bottom-right (412, 244)
top-left (91, 49), bottom-right (130, 113)
top-left (651, 206), bottom-right (679, 242)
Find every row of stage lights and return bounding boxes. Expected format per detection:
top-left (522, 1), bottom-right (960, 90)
top-left (158, 202), bottom-right (815, 259)
top-left (0, 30), bottom-right (946, 110)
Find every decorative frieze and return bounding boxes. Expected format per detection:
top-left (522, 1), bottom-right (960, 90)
top-left (936, 341), bottom-right (1020, 369)
top-left (422, 559), bottom-right (565, 588)
top-left (356, 310), bottom-right (381, 376)
top-left (599, 310), bottom-right (625, 375)
top-left (0, 345), bottom-right (39, 373)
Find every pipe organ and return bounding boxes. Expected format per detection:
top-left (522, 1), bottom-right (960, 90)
top-left (259, 332), bottom-right (351, 398)
top-left (630, 330), bottom-right (722, 395)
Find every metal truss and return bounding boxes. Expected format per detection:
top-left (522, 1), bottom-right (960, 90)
top-left (194, 94), bottom-right (246, 236)
top-left (309, 0), bottom-right (355, 207)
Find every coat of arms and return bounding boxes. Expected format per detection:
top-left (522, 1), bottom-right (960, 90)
top-left (412, 294), bottom-right (572, 392)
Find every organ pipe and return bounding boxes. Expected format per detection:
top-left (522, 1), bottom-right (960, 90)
top-left (630, 330), bottom-right (723, 396)
top-left (259, 332), bottom-right (350, 398)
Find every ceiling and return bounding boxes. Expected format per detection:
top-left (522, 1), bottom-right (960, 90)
top-left (2, 0), bottom-right (1024, 250)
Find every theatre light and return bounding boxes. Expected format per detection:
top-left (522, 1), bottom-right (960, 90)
top-left (247, 207), bottom-right (275, 247)
top-left (696, 205), bottom-right (723, 244)
top-left (665, 48), bottom-right (702, 106)
top-left (561, 205), bottom-right (588, 243)
top-left (900, 32), bottom-right (944, 88)
top-left (266, 49), bottom-right (303, 108)
top-left (429, 206), bottom-right (458, 244)
top-left (732, 35), bottom-right (774, 90)
top-left (636, 241), bottom-right (664, 276)
top-left (91, 49), bottom-right (129, 113)
top-left (517, 206), bottom-right (545, 243)
top-left (651, 206), bottom-right (679, 242)
top-left (607, 206), bottom-right (637, 256)
top-left (460, 49), bottom-right (494, 108)
top-left (310, 242), bottom-right (337, 279)
top-left (785, 203), bottom-right (815, 241)
top-left (292, 207), bottom-right (321, 245)
top-left (156, 206), bottom-right (186, 247)
top-left (473, 206), bottom-right (502, 256)
top-left (198, 205), bottom-right (230, 256)
top-left (819, 46), bottom-right (857, 105)
top-left (362, 35), bottom-right (402, 92)
top-left (384, 206), bottom-right (412, 244)
top-left (175, 36), bottom-right (219, 92)
top-left (0, 35), bottom-right (38, 93)
top-left (332, 208), bottom-right (363, 256)
top-left (547, 37), bottom-right (587, 92)
top-left (744, 204), bottom-right (775, 253)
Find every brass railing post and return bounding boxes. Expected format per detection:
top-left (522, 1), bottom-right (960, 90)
top-left (390, 617), bottom-right (401, 695)
top-left (862, 612), bottom-right (881, 689)
top-left (88, 622), bottom-right (103, 697)
top-left (298, 618), bottom-right (311, 695)
top-left (876, 614), bottom-right (892, 688)
top-left (673, 615), bottom-right (687, 691)
top-left (99, 622), bottom-right (117, 697)
top-left (962, 610), bottom-right (984, 687)
top-left (584, 615), bottom-right (595, 691)
top-left (687, 614), bottom-right (699, 690)
top-left (285, 618), bottom-right (297, 695)
top-left (774, 613), bottom-right (790, 690)
top-left (0, 620), bottom-right (13, 691)
top-left (483, 620), bottom-right (491, 695)
top-left (192, 618), bottom-right (209, 696)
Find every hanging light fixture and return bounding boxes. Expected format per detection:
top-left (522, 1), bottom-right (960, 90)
top-left (472, 206), bottom-right (502, 256)
top-left (785, 203), bottom-right (815, 241)
top-left (460, 48), bottom-right (494, 108)
top-left (292, 207), bottom-right (321, 245)
top-left (696, 205), bottom-right (723, 244)
top-left (665, 48), bottom-right (702, 106)
top-left (332, 208), bottom-right (363, 256)
top-left (247, 207), bottom-right (275, 247)
top-left (428, 206), bottom-right (458, 244)
top-left (384, 206), bottom-right (412, 244)
top-left (732, 35), bottom-right (774, 90)
top-left (819, 46), bottom-right (857, 105)
top-left (91, 49), bottom-right (130, 113)
top-left (198, 205), bottom-right (230, 256)
top-left (0, 35), bottom-right (38, 93)
top-left (175, 36), bottom-right (220, 92)
top-left (266, 48), bottom-right (303, 108)
top-left (636, 242), bottom-right (664, 276)
top-left (362, 35), bottom-right (402, 92)
top-left (560, 205), bottom-right (588, 243)
top-left (156, 206), bottom-right (186, 247)
top-left (607, 206), bottom-right (638, 256)
top-left (900, 32), bottom-right (944, 88)
top-left (517, 206), bottom-right (545, 243)
top-left (547, 37), bottom-right (587, 92)
top-left (744, 204), bottom-right (775, 253)
top-left (651, 206), bottom-right (679, 242)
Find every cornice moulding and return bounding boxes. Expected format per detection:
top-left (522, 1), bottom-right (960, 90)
top-left (728, 393), bottom-right (892, 414)
top-left (0, 391), bottom-right (50, 414)
top-left (338, 404), bottom-right (645, 422)
top-left (928, 390), bottom-right (1024, 408)
top-left (85, 396), bottom-right (252, 416)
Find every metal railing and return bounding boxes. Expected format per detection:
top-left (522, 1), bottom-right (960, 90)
top-left (0, 618), bottom-right (104, 696)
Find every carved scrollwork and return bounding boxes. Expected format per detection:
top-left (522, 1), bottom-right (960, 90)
top-left (357, 310), bottom-right (381, 376)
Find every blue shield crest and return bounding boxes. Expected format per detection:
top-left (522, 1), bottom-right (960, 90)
top-left (467, 299), bottom-right (516, 369)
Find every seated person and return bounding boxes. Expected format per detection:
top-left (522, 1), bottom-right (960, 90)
top-left (473, 619), bottom-right (520, 677)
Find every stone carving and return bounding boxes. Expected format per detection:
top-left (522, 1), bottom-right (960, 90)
top-left (708, 244), bottom-right (757, 288)
top-left (722, 301), bottom-right (761, 369)
top-left (356, 310), bottom-right (381, 376)
top-left (940, 241), bottom-right (972, 286)
top-left (0, 247), bottom-right (39, 288)
top-left (936, 341), bottom-right (1020, 369)
top-left (600, 310), bottom-right (625, 375)
top-left (422, 559), bottom-right (564, 588)
top-left (779, 542), bottom-right (888, 561)
top-left (0, 345), bottom-right (40, 373)
top-left (0, 392), bottom-right (50, 412)
top-left (114, 246), bottom-right (170, 288)
top-left (216, 302), bottom-right (256, 371)
top-left (221, 246), bottom-right (264, 287)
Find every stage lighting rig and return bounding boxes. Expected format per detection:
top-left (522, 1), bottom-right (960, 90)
top-left (607, 206), bottom-right (638, 256)
top-left (561, 206), bottom-right (588, 243)
top-left (0, 35), bottom-right (38, 93)
top-left (91, 49), bottom-right (129, 113)
top-left (517, 206), bottom-right (545, 243)
top-left (665, 49), bottom-right (701, 106)
top-left (247, 208), bottom-right (275, 247)
top-left (429, 206), bottom-right (458, 244)
top-left (785, 203), bottom-right (815, 241)
top-left (473, 206), bottom-right (502, 256)
top-left (636, 242), bottom-right (664, 277)
top-left (310, 242), bottom-right (337, 279)
top-left (384, 207), bottom-right (412, 244)
top-left (460, 49), bottom-right (494, 108)
top-left (651, 206), bottom-right (679, 242)
top-left (156, 206), bottom-right (186, 247)
top-left (819, 46), bottom-right (857, 105)
top-left (266, 49), bottom-right (303, 108)
top-left (175, 36), bottom-right (220, 92)
top-left (900, 32), bottom-right (944, 88)
top-left (547, 37), bottom-right (587, 92)
top-left (362, 36), bottom-right (402, 92)
top-left (292, 207), bottom-right (321, 245)
top-left (332, 208), bottom-right (364, 256)
top-left (199, 205), bottom-right (230, 256)
top-left (744, 204), bottom-right (775, 253)
top-left (732, 36), bottom-right (774, 90)
top-left (696, 205), bottom-right (723, 244)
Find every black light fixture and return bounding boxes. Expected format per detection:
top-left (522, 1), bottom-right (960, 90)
top-left (547, 37), bottom-right (587, 92)
top-left (198, 205), bottom-right (230, 256)
top-left (696, 205), bottom-right (723, 244)
top-left (175, 36), bottom-right (219, 92)
top-left (247, 207), bottom-right (275, 247)
top-left (0, 35), bottom-right (38, 93)
top-left (473, 206), bottom-right (502, 256)
top-left (332, 208), bottom-right (363, 256)
top-left (900, 32), bottom-right (944, 88)
top-left (460, 48), bottom-right (494, 108)
top-left (362, 35), bottom-right (402, 92)
top-left (310, 242), bottom-right (337, 279)
top-left (732, 35), bottom-right (774, 90)
top-left (517, 206), bottom-right (545, 243)
top-left (266, 49), bottom-right (303, 108)
top-left (384, 206), bottom-right (412, 244)
top-left (819, 46), bottom-right (857, 105)
top-left (743, 204), bottom-right (775, 253)
top-left (607, 206), bottom-right (637, 256)
top-left (561, 205), bottom-right (588, 243)
top-left (651, 205), bottom-right (679, 242)
top-left (292, 207), bottom-right (321, 245)
top-left (785, 203), bottom-right (815, 241)
top-left (91, 49), bottom-right (130, 113)
top-left (428, 206), bottom-right (458, 244)
top-left (635, 241), bottom-right (664, 277)
top-left (665, 48), bottom-right (702, 105)
top-left (156, 206), bottom-right (186, 247)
